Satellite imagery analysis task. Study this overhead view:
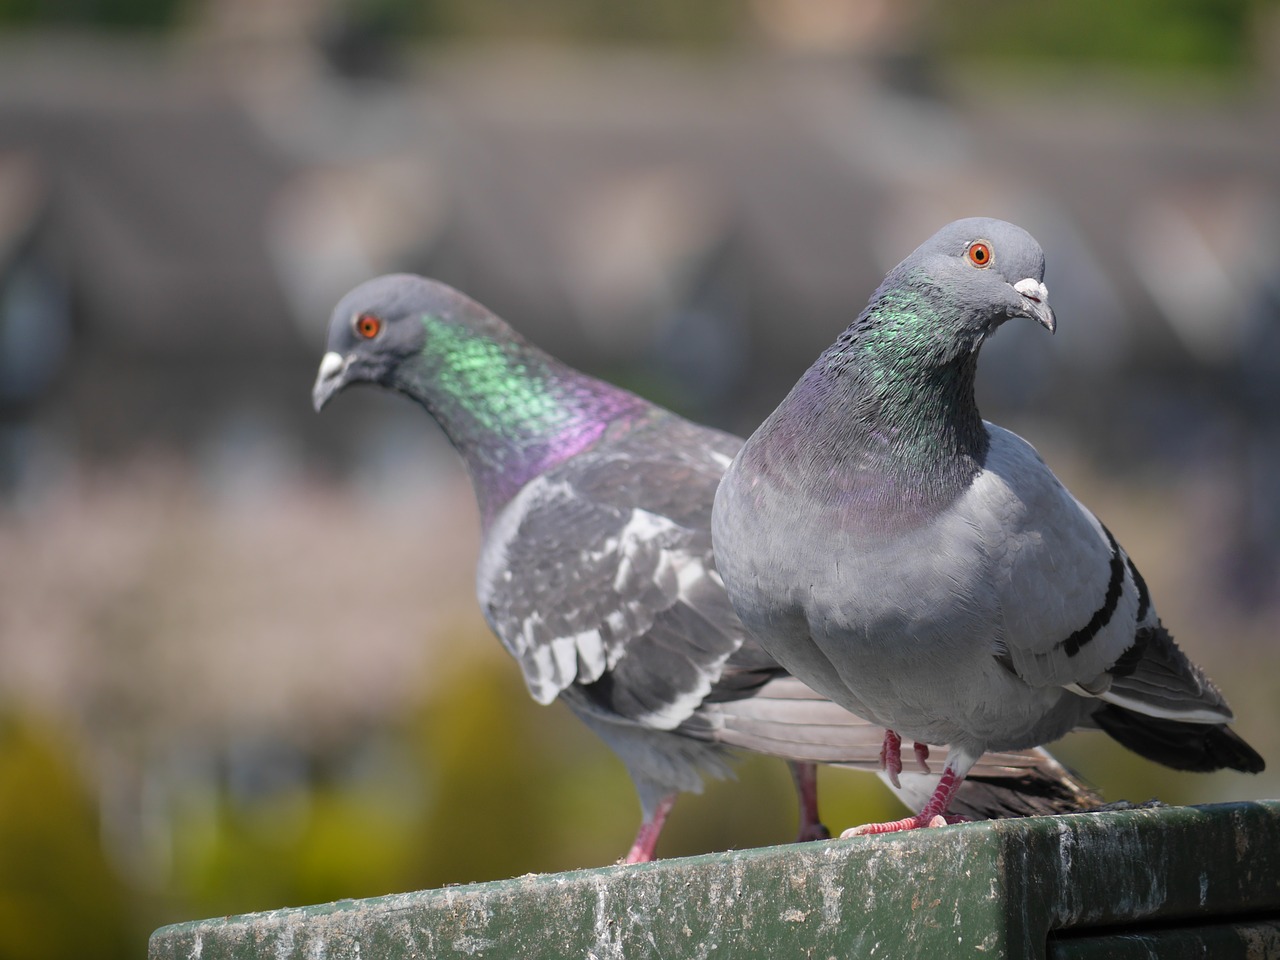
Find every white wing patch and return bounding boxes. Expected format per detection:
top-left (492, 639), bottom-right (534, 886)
top-left (572, 627), bottom-right (608, 683)
top-left (612, 509), bottom-right (681, 594)
top-left (1096, 691), bottom-right (1232, 724)
top-left (609, 508), bottom-right (735, 730)
top-left (1063, 682), bottom-right (1235, 724)
top-left (479, 486), bottom-right (737, 723)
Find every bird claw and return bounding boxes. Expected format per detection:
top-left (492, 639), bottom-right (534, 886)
top-left (879, 730), bottom-right (904, 789)
top-left (796, 821), bottom-right (832, 842)
top-left (840, 762), bottom-right (969, 837)
top-left (841, 822), bottom-right (882, 838)
top-left (913, 742), bottom-right (931, 774)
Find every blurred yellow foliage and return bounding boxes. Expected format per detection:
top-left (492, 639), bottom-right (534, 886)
top-left (0, 716), bottom-right (134, 960)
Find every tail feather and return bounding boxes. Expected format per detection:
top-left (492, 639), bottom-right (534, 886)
top-left (940, 747), bottom-right (1101, 819)
top-left (1101, 623), bottom-right (1234, 723)
top-left (700, 677), bottom-right (1102, 817)
top-left (1094, 703), bottom-right (1265, 774)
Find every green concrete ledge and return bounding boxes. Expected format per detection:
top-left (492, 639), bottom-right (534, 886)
top-left (149, 800), bottom-right (1280, 960)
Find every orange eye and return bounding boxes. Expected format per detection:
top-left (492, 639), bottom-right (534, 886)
top-left (355, 313), bottom-right (382, 339)
top-left (967, 241), bottom-right (993, 268)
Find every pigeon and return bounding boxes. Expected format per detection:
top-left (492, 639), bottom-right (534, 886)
top-left (312, 273), bottom-right (1100, 862)
top-left (711, 217), bottom-right (1265, 837)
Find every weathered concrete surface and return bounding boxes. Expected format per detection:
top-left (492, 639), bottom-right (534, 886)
top-left (149, 800), bottom-right (1280, 960)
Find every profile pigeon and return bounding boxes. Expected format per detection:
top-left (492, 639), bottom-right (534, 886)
top-left (712, 217), bottom-right (1264, 836)
top-left (314, 273), bottom-right (1100, 861)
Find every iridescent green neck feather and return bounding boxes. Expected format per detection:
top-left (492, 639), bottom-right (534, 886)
top-left (395, 314), bottom-right (648, 524)
top-left (750, 277), bottom-right (988, 534)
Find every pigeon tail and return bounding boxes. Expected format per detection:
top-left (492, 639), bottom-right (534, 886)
top-left (949, 751), bottom-right (1102, 818)
top-left (1097, 622), bottom-right (1235, 723)
top-left (1093, 704), bottom-right (1265, 773)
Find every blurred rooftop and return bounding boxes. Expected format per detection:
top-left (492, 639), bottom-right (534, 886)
top-left (2, 15), bottom-right (1279, 452)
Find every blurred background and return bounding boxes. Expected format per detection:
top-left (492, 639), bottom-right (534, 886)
top-left (1, 0), bottom-right (1279, 955)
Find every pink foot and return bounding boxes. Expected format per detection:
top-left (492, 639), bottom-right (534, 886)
top-left (840, 763), bottom-right (967, 837)
top-left (840, 812), bottom-right (945, 836)
top-left (879, 730), bottom-right (904, 788)
top-left (840, 812), bottom-right (969, 837)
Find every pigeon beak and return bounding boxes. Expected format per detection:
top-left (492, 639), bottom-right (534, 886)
top-left (312, 351), bottom-right (349, 412)
top-left (1013, 278), bottom-right (1055, 334)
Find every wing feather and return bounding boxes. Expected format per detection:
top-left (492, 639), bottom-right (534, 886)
top-left (981, 425), bottom-right (1235, 725)
top-left (476, 418), bottom-right (749, 728)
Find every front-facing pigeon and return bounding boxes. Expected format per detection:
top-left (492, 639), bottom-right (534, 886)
top-left (313, 273), bottom-right (1101, 862)
top-left (711, 217), bottom-right (1264, 837)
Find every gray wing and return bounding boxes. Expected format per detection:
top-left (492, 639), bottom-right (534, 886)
top-left (979, 425), bottom-right (1234, 724)
top-left (476, 416), bottom-right (749, 730)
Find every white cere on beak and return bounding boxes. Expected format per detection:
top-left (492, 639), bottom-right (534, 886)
top-left (318, 351), bottom-right (346, 381)
top-left (1014, 278), bottom-right (1049, 303)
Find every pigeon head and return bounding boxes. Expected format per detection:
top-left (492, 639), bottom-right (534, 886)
top-left (312, 274), bottom-right (486, 411)
top-left (312, 273), bottom-right (651, 522)
top-left (811, 218), bottom-right (1055, 395)
top-left (891, 217), bottom-right (1055, 343)
top-left (770, 219), bottom-right (1058, 498)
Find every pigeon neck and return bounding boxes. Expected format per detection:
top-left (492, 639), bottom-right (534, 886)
top-left (761, 284), bottom-right (989, 525)
top-left (399, 316), bottom-right (646, 525)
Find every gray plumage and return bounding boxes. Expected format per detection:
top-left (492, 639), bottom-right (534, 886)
top-left (314, 272), bottom-right (1101, 860)
top-left (713, 218), bottom-right (1263, 835)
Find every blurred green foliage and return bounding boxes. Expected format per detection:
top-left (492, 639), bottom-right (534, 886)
top-left (928, 0), bottom-right (1260, 75)
top-left (0, 651), bottom-right (909, 959)
top-left (0, 0), bottom-right (1266, 76)
top-left (0, 0), bottom-right (182, 29)
top-left (0, 716), bottom-right (134, 960)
